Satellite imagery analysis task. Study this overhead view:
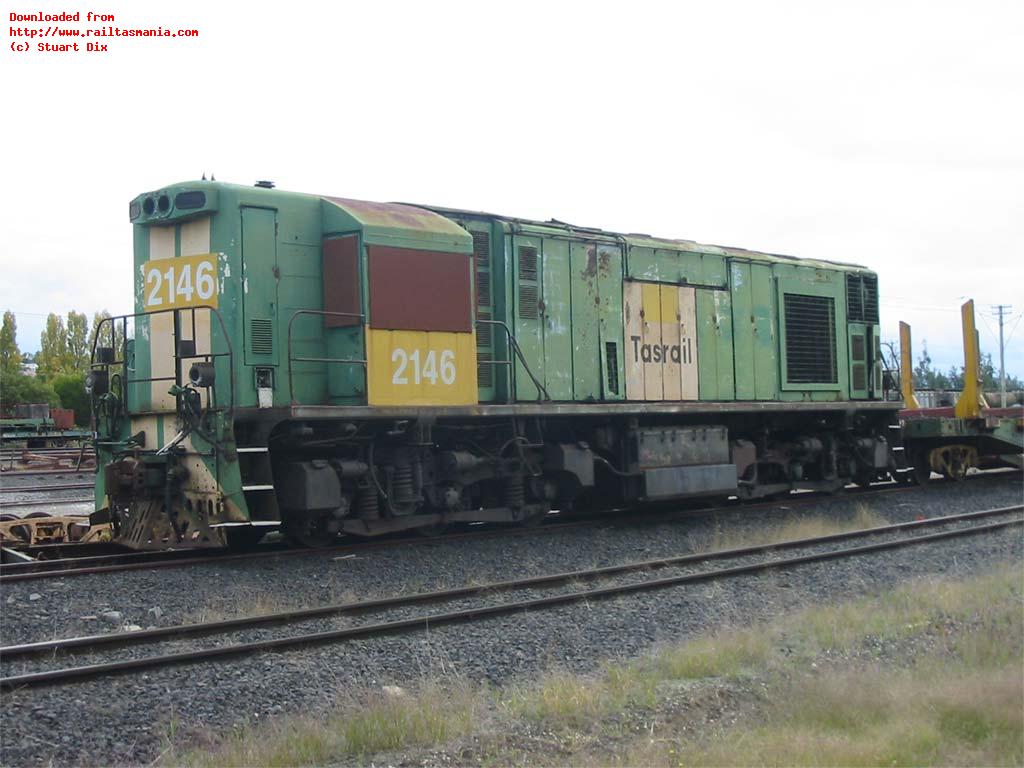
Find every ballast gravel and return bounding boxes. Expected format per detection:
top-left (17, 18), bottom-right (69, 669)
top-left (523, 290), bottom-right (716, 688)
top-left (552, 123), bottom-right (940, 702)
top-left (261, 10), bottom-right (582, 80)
top-left (1, 474), bottom-right (1021, 766)
top-left (0, 471), bottom-right (95, 516)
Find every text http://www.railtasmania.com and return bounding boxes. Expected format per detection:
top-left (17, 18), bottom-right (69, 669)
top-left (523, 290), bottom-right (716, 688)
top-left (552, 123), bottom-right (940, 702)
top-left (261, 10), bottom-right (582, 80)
top-left (9, 10), bottom-right (199, 54)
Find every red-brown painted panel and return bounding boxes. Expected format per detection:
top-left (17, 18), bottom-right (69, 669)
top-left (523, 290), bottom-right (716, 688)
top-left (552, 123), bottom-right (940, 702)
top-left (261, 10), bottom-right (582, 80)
top-left (51, 408), bottom-right (75, 430)
top-left (323, 236), bottom-right (362, 328)
top-left (368, 246), bottom-right (472, 332)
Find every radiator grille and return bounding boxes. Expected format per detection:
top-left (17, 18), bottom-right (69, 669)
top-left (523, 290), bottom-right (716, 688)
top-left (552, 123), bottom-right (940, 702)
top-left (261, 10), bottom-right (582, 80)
top-left (518, 245), bottom-right (539, 320)
top-left (784, 294), bottom-right (837, 384)
top-left (249, 318), bottom-right (273, 356)
top-left (846, 275), bottom-right (879, 323)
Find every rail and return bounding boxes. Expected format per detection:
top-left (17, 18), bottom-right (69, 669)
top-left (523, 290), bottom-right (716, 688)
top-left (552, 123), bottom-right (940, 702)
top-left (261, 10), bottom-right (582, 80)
top-left (286, 309), bottom-right (367, 406)
top-left (1, 469), bottom-right (1017, 583)
top-left (2, 504), bottom-right (1019, 688)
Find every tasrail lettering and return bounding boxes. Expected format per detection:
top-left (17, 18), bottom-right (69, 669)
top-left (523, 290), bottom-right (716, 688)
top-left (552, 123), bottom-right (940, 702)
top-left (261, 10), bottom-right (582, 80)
top-left (630, 335), bottom-right (694, 365)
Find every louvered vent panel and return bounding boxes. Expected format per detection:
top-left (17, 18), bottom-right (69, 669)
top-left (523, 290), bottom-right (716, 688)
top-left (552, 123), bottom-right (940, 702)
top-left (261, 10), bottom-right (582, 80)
top-left (851, 334), bottom-right (866, 361)
top-left (518, 245), bottom-right (538, 281)
top-left (846, 275), bottom-right (879, 323)
top-left (519, 285), bottom-right (539, 319)
top-left (472, 230), bottom-right (494, 390)
top-left (517, 245), bottom-right (539, 320)
top-left (476, 265), bottom-right (491, 308)
top-left (862, 276), bottom-right (879, 322)
top-left (249, 318), bottom-right (273, 356)
top-left (846, 276), bottom-right (864, 322)
top-left (852, 363), bottom-right (867, 391)
top-left (477, 352), bottom-right (493, 388)
top-left (472, 230), bottom-right (490, 265)
top-left (783, 294), bottom-right (837, 384)
top-left (605, 342), bottom-right (619, 395)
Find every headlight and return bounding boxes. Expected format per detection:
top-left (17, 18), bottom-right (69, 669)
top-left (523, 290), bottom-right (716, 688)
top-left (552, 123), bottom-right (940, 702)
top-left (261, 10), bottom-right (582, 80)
top-left (189, 362), bottom-right (216, 388)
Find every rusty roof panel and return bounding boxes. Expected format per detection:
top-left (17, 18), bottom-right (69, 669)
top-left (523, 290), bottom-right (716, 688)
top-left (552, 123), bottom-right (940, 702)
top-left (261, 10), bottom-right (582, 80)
top-left (322, 197), bottom-right (471, 245)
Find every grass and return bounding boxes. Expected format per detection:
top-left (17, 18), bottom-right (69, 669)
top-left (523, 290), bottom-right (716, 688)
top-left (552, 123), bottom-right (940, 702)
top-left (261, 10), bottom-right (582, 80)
top-left (623, 661), bottom-right (1022, 767)
top-left (700, 501), bottom-right (889, 553)
top-left (607, 564), bottom-right (1024, 768)
top-left (167, 679), bottom-right (481, 767)
top-left (182, 585), bottom-right (363, 625)
top-left (165, 553), bottom-right (1023, 768)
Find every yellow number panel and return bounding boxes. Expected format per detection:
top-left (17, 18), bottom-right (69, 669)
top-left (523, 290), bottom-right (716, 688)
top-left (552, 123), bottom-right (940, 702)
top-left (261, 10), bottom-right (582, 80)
top-left (366, 329), bottom-right (478, 406)
top-left (142, 253), bottom-right (219, 311)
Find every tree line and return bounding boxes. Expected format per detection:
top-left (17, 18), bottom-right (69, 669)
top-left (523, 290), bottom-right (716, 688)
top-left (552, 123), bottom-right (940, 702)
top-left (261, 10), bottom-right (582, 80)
top-left (910, 340), bottom-right (1023, 393)
top-left (0, 309), bottom-right (120, 426)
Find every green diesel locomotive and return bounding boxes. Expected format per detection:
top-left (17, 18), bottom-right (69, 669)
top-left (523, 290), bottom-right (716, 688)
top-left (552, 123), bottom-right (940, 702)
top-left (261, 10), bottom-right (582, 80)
top-left (88, 180), bottom-right (898, 548)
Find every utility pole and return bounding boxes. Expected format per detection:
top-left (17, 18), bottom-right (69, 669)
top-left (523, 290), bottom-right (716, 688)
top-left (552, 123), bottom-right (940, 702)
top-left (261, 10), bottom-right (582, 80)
top-left (992, 304), bottom-right (1012, 407)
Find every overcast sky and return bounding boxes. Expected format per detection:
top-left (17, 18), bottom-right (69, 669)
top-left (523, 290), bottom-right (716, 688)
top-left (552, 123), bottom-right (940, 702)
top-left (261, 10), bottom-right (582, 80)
top-left (3, 0), bottom-right (1022, 379)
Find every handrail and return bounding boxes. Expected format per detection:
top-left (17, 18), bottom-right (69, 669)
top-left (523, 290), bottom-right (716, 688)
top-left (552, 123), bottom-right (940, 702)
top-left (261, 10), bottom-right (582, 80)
top-left (287, 310), bottom-right (367, 405)
top-left (289, 312), bottom-right (547, 407)
top-left (91, 305), bottom-right (236, 418)
top-left (476, 319), bottom-right (550, 403)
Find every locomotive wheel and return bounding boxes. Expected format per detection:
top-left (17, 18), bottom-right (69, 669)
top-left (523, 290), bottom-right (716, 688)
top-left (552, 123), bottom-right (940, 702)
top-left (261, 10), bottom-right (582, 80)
top-left (283, 511), bottom-right (338, 548)
top-left (939, 449), bottom-right (969, 482)
top-left (5, 524), bottom-right (32, 544)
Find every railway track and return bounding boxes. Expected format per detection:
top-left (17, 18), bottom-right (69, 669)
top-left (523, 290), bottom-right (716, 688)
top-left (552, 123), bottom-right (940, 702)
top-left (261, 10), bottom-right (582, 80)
top-left (0, 497), bottom-right (93, 510)
top-left (0, 449), bottom-right (95, 474)
top-left (0, 482), bottom-right (94, 494)
top-left (0, 469), bottom-right (1018, 583)
top-left (1, 504), bottom-right (1019, 690)
top-left (0, 469), bottom-right (93, 479)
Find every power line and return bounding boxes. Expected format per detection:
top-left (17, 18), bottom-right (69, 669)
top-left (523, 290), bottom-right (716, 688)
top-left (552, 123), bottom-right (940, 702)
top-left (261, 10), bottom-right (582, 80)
top-left (1005, 311), bottom-right (1024, 347)
top-left (976, 310), bottom-right (1001, 347)
top-left (992, 304), bottom-right (1013, 407)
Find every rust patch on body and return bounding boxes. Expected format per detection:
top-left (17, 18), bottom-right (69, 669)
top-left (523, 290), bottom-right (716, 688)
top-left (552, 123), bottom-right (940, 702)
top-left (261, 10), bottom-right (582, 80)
top-left (581, 245), bottom-right (598, 279)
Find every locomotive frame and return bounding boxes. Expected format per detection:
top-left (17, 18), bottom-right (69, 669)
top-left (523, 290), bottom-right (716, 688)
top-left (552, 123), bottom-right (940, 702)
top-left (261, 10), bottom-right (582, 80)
top-left (88, 180), bottom-right (900, 549)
